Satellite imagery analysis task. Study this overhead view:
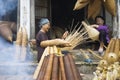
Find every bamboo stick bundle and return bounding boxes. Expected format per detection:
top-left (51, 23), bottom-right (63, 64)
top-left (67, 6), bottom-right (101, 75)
top-left (21, 27), bottom-right (28, 47)
top-left (51, 55), bottom-right (59, 80)
top-left (67, 53), bottom-right (82, 80)
top-left (16, 27), bottom-right (22, 45)
top-left (37, 56), bottom-right (49, 80)
top-left (64, 54), bottom-right (75, 80)
top-left (33, 46), bottom-right (50, 79)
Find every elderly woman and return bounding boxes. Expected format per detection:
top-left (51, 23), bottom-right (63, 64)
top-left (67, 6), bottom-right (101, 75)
top-left (91, 16), bottom-right (110, 54)
top-left (36, 18), bottom-right (70, 62)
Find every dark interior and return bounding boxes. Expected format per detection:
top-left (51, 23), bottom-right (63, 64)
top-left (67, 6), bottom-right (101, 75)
top-left (51, 0), bottom-right (85, 29)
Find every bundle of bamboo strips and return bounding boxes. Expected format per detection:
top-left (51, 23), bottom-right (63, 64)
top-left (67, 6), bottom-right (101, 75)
top-left (15, 27), bottom-right (28, 61)
top-left (87, 0), bottom-right (101, 19)
top-left (62, 21), bottom-right (99, 51)
top-left (34, 46), bottom-right (82, 80)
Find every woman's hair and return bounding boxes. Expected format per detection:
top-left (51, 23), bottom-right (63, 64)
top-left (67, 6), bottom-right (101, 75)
top-left (95, 16), bottom-right (105, 24)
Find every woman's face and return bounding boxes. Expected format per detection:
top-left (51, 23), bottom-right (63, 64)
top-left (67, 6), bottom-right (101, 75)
top-left (42, 23), bottom-right (51, 32)
top-left (96, 18), bottom-right (104, 25)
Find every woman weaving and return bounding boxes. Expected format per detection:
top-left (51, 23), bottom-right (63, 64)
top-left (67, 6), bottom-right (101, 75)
top-left (36, 18), bottom-right (70, 62)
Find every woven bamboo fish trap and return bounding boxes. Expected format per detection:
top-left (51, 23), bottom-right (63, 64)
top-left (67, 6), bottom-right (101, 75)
top-left (0, 24), bottom-right (13, 42)
top-left (103, 0), bottom-right (116, 16)
top-left (88, 0), bottom-right (102, 19)
top-left (73, 0), bottom-right (89, 10)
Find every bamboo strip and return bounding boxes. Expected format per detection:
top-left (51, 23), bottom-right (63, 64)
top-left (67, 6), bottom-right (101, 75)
top-left (37, 56), bottom-right (48, 80)
top-left (33, 46), bottom-right (50, 79)
top-left (51, 55), bottom-right (59, 80)
top-left (80, 49), bottom-right (90, 59)
top-left (43, 54), bottom-right (54, 80)
top-left (64, 54), bottom-right (75, 80)
top-left (88, 49), bottom-right (103, 60)
top-left (59, 53), bottom-right (67, 80)
top-left (67, 53), bottom-right (82, 80)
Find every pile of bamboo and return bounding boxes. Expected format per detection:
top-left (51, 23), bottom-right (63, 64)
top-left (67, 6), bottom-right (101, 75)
top-left (33, 46), bottom-right (82, 80)
top-left (62, 21), bottom-right (99, 50)
top-left (92, 38), bottom-right (120, 80)
top-left (15, 27), bottom-right (28, 61)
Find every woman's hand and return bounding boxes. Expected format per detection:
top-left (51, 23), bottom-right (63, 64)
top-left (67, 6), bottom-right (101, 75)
top-left (62, 31), bottom-right (69, 39)
top-left (91, 24), bottom-right (99, 28)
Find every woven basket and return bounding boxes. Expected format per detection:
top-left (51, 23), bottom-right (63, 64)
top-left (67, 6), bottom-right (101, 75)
top-left (82, 21), bottom-right (99, 41)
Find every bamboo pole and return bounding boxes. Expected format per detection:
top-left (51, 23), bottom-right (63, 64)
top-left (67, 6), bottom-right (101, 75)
top-left (33, 46), bottom-right (50, 79)
top-left (67, 53), bottom-right (82, 80)
top-left (59, 51), bottom-right (67, 80)
top-left (37, 56), bottom-right (48, 80)
top-left (51, 55), bottom-right (59, 80)
top-left (59, 67), bottom-right (62, 80)
top-left (43, 47), bottom-right (54, 80)
top-left (64, 54), bottom-right (75, 80)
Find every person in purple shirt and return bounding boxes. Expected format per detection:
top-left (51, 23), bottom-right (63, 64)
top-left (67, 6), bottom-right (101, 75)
top-left (91, 16), bottom-right (110, 54)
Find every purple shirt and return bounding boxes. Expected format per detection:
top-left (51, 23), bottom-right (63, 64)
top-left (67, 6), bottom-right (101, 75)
top-left (96, 25), bottom-right (110, 43)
